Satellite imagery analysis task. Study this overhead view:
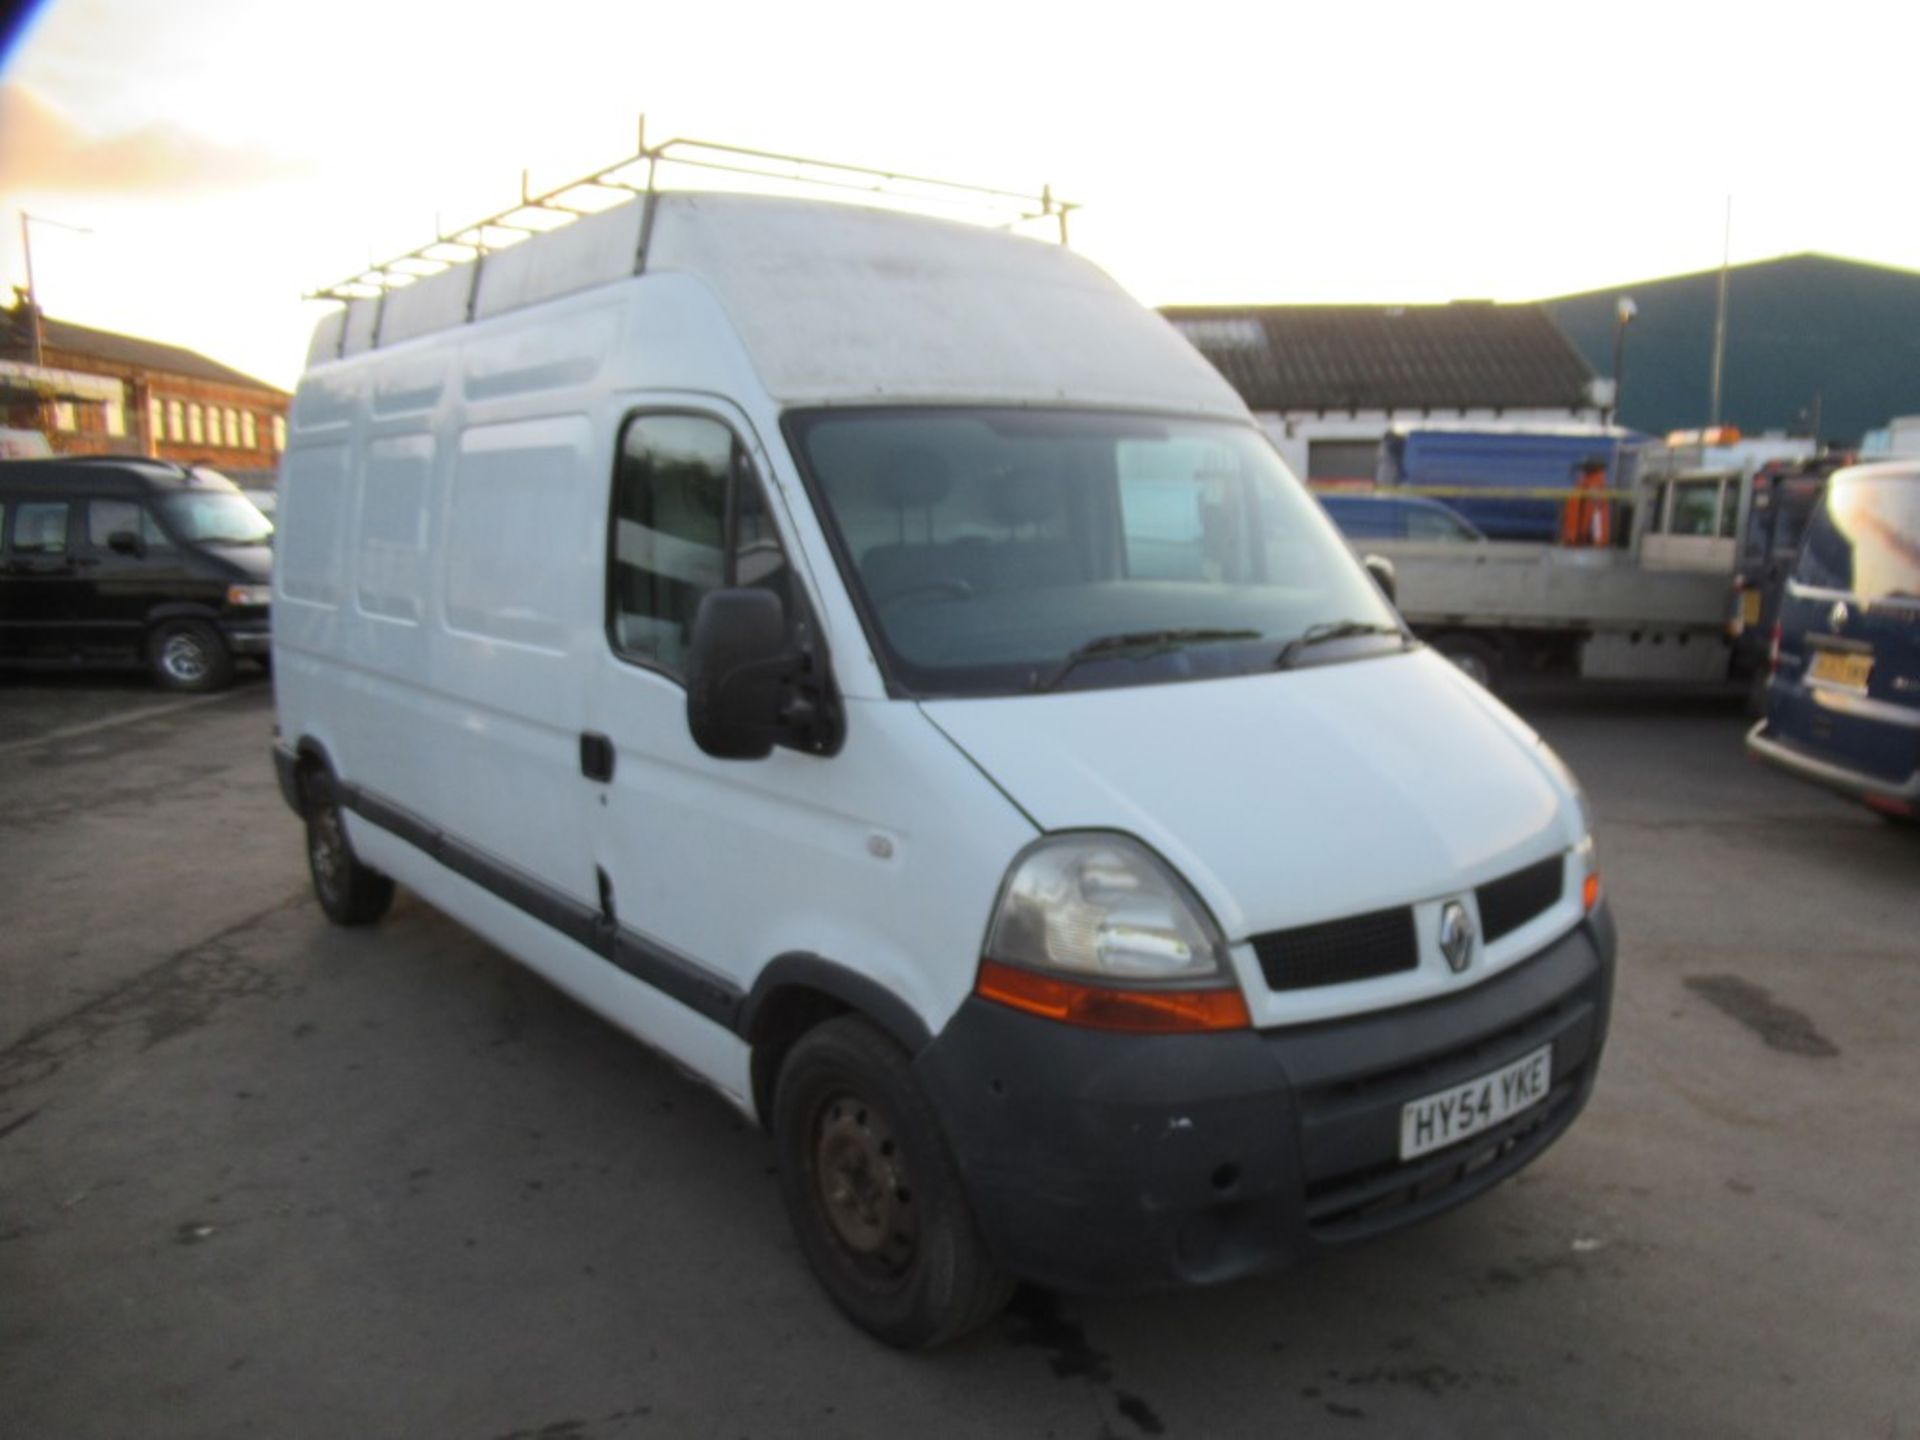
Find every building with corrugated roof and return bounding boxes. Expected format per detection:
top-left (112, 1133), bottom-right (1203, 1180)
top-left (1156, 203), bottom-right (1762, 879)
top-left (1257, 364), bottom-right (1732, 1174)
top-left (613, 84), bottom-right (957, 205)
top-left (1542, 254), bottom-right (1920, 447)
top-left (1160, 301), bottom-right (1606, 481)
top-left (0, 298), bottom-right (290, 485)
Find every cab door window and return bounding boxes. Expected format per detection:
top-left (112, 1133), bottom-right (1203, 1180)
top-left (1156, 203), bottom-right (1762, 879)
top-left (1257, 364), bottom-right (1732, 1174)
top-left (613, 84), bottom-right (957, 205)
top-left (1666, 480), bottom-right (1721, 536)
top-left (607, 413), bottom-right (793, 678)
top-left (86, 500), bottom-right (169, 553)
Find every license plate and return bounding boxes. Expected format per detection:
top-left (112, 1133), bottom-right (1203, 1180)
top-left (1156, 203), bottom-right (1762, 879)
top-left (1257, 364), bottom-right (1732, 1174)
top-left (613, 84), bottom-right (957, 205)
top-left (1809, 649), bottom-right (1873, 690)
top-left (1741, 590), bottom-right (1763, 625)
top-left (1400, 1044), bottom-right (1553, 1161)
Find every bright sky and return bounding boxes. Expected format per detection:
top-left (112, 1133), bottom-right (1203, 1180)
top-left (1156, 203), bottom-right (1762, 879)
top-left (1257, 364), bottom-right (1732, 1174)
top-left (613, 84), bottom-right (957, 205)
top-left (1, 0), bottom-right (1913, 392)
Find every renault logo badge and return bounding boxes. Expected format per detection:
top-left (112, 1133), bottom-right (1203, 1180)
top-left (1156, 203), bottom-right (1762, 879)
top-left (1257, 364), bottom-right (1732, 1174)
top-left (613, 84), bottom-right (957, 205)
top-left (1830, 601), bottom-right (1850, 633)
top-left (1440, 901), bottom-right (1476, 974)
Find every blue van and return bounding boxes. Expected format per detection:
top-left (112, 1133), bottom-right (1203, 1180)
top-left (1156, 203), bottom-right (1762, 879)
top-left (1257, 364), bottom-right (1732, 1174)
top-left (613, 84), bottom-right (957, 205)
top-left (1747, 461), bottom-right (1920, 820)
top-left (1316, 492), bottom-right (1486, 544)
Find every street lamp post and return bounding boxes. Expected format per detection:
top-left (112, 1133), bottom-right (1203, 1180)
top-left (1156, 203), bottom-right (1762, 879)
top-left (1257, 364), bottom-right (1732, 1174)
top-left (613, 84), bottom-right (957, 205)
top-left (18, 211), bottom-right (92, 367)
top-left (1609, 296), bottom-right (1637, 427)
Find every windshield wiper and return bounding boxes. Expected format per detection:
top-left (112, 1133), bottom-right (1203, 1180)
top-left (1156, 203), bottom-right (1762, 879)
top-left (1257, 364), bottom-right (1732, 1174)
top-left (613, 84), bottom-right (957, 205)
top-left (1274, 620), bottom-right (1404, 670)
top-left (1033, 628), bottom-right (1263, 693)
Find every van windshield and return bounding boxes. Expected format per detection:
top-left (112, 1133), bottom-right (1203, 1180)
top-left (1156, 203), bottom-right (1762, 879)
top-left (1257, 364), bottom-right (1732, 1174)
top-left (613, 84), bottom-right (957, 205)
top-left (158, 491), bottom-right (274, 546)
top-left (789, 408), bottom-right (1403, 697)
top-left (1795, 473), bottom-right (1920, 603)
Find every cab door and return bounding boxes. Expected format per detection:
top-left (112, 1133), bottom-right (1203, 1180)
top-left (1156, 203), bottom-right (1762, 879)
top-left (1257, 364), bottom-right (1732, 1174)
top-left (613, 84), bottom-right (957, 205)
top-left (584, 399), bottom-right (828, 1034)
top-left (78, 498), bottom-right (182, 661)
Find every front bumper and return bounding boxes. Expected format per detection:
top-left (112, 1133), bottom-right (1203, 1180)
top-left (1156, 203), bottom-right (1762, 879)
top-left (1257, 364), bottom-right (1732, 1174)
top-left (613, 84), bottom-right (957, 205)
top-left (221, 616), bottom-right (272, 656)
top-left (916, 903), bottom-right (1616, 1295)
top-left (1746, 720), bottom-right (1920, 810)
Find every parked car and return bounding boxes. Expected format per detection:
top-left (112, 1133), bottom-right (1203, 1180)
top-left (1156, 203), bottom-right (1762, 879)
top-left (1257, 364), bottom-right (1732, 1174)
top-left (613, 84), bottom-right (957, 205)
top-left (276, 189), bottom-right (1613, 1348)
top-left (1316, 491), bottom-right (1486, 543)
top-left (0, 455), bottom-right (273, 690)
top-left (1747, 460), bottom-right (1920, 820)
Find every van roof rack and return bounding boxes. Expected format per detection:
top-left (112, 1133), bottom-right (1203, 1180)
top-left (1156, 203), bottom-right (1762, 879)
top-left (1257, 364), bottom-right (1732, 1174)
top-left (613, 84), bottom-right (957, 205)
top-left (307, 119), bottom-right (1079, 305)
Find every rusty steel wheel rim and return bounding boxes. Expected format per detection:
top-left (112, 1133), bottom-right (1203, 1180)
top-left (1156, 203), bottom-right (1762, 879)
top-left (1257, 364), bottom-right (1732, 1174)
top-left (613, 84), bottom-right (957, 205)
top-left (812, 1089), bottom-right (917, 1279)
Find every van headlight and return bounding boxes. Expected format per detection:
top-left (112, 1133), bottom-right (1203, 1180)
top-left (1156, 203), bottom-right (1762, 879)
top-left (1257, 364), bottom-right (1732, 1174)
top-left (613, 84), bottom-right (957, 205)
top-left (976, 834), bottom-right (1249, 1033)
top-left (225, 584), bottom-right (272, 608)
top-left (1575, 834), bottom-right (1601, 912)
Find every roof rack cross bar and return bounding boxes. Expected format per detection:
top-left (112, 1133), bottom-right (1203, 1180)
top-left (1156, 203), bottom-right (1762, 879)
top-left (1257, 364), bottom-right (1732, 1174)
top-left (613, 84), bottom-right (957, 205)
top-left (309, 121), bottom-right (1077, 339)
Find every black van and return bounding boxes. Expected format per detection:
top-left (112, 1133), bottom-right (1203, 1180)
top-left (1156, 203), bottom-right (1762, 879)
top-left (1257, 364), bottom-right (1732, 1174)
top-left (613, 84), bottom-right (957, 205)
top-left (1748, 460), bottom-right (1920, 820)
top-left (0, 456), bottom-right (272, 691)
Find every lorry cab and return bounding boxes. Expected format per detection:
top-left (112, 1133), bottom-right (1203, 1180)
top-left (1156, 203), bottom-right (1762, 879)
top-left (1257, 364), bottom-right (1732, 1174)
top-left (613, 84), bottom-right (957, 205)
top-left (0, 456), bottom-right (273, 690)
top-left (273, 173), bottom-right (1613, 1347)
top-left (1748, 460), bottom-right (1920, 819)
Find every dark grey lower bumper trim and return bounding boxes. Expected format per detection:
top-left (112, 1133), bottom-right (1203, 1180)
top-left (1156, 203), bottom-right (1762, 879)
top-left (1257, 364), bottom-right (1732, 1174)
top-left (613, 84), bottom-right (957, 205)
top-left (1745, 721), bottom-right (1920, 805)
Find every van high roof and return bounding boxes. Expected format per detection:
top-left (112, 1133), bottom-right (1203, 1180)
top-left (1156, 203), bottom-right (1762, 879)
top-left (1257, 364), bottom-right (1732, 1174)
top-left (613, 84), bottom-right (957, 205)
top-left (305, 192), bottom-right (1244, 419)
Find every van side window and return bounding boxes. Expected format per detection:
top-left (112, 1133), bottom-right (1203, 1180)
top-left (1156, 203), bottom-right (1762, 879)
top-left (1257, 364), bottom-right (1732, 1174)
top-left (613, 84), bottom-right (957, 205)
top-left (12, 501), bottom-right (71, 555)
top-left (609, 414), bottom-right (790, 677)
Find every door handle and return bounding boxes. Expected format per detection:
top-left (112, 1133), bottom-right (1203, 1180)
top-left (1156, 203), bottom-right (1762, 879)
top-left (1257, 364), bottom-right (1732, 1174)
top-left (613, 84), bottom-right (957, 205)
top-left (579, 732), bottom-right (615, 783)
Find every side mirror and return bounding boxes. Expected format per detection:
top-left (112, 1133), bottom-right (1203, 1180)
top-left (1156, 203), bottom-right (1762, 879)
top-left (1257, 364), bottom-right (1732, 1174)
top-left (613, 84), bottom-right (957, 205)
top-left (107, 529), bottom-right (146, 558)
top-left (1362, 553), bottom-right (1398, 606)
top-left (685, 589), bottom-right (839, 761)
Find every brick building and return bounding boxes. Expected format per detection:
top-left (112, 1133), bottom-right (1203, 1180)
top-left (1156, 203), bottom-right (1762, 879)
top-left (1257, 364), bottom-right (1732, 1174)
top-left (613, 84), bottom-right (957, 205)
top-left (0, 297), bottom-right (290, 486)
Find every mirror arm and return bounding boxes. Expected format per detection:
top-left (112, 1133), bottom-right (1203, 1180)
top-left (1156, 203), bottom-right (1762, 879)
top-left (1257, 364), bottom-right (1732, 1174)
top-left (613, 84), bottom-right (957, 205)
top-left (712, 646), bottom-right (838, 754)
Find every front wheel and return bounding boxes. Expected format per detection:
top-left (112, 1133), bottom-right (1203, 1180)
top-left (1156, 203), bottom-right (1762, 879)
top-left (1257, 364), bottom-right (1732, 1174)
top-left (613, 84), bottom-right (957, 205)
top-left (147, 619), bottom-right (234, 693)
top-left (1431, 632), bottom-right (1504, 692)
top-left (306, 789), bottom-right (395, 926)
top-left (773, 1016), bottom-right (1011, 1348)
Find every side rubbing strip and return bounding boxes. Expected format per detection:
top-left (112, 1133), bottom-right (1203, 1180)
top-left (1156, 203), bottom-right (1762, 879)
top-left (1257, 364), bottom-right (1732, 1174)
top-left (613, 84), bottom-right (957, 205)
top-left (334, 781), bottom-right (745, 1030)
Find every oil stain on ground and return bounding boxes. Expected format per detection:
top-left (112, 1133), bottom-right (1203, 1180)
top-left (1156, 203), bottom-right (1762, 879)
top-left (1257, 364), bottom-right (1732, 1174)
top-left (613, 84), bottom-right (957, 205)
top-left (1004, 1288), bottom-right (1165, 1436)
top-left (1685, 975), bottom-right (1839, 1057)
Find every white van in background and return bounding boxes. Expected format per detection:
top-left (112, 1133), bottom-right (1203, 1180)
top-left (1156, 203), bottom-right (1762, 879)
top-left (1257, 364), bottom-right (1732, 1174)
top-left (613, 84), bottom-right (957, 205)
top-left (273, 187), bottom-right (1614, 1347)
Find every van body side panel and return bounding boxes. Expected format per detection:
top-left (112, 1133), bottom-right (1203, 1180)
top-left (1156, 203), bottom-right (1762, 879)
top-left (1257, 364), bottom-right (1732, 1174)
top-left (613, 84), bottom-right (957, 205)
top-left (346, 815), bottom-right (755, 1113)
top-left (426, 412), bottom-right (598, 905)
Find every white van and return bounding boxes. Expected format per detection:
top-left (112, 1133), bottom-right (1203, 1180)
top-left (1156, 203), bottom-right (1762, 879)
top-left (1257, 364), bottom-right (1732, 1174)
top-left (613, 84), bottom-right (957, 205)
top-left (273, 190), bottom-right (1613, 1347)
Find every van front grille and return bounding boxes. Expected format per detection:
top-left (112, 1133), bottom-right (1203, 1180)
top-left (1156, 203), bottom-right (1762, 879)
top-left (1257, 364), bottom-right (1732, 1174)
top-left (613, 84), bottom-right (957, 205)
top-left (1253, 906), bottom-right (1417, 992)
top-left (1475, 857), bottom-right (1564, 943)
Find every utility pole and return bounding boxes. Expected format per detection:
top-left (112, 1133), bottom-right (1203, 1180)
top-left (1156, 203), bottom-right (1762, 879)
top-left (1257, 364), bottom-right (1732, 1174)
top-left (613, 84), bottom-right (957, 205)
top-left (1708, 196), bottom-right (1731, 427)
top-left (1609, 297), bottom-right (1637, 427)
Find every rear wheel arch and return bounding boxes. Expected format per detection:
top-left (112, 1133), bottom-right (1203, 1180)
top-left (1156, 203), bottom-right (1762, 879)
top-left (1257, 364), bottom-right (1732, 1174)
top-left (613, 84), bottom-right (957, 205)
top-left (290, 737), bottom-right (340, 813)
top-left (294, 740), bottom-right (393, 926)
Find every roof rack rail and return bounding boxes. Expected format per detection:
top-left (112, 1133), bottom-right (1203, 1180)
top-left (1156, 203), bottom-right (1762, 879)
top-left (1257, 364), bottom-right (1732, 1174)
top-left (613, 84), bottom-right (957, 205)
top-left (306, 118), bottom-right (1079, 306)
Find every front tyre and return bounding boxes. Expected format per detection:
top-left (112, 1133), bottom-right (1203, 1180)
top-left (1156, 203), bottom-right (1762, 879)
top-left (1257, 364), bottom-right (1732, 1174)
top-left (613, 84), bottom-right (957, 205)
top-left (773, 1016), bottom-right (1011, 1348)
top-left (306, 792), bottom-right (395, 926)
top-left (148, 619), bottom-right (235, 692)
top-left (1432, 631), bottom-right (1504, 692)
